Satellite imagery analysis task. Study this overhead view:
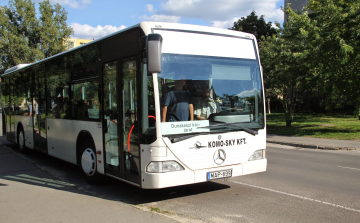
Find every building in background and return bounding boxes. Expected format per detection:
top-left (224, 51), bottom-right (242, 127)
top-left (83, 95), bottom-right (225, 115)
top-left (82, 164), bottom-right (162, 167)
top-left (284, 0), bottom-right (310, 22)
top-left (64, 38), bottom-right (92, 50)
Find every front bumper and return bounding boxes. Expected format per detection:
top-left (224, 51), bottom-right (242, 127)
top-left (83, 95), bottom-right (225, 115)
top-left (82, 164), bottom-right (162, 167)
top-left (141, 158), bottom-right (267, 189)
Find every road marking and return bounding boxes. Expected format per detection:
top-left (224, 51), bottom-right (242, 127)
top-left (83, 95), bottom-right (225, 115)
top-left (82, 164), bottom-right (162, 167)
top-left (230, 180), bottom-right (360, 213)
top-left (337, 166), bottom-right (360, 171)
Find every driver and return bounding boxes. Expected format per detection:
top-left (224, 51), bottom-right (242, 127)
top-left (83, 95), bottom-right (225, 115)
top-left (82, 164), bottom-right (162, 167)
top-left (194, 86), bottom-right (221, 120)
top-left (162, 74), bottom-right (194, 122)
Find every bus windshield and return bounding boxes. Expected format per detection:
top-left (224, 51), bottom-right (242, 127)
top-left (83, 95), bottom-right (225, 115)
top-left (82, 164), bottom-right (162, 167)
top-left (148, 53), bottom-right (264, 137)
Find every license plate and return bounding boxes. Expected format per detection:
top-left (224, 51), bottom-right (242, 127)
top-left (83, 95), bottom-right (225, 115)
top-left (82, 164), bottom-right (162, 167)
top-left (207, 169), bottom-right (232, 180)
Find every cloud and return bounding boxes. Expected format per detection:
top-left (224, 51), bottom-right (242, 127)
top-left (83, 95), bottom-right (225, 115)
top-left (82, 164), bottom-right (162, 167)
top-left (33, 0), bottom-right (92, 9)
top-left (70, 23), bottom-right (127, 40)
top-left (146, 4), bottom-right (156, 13)
top-left (139, 14), bottom-right (181, 23)
top-left (140, 0), bottom-right (284, 29)
top-left (261, 8), bottom-right (284, 25)
top-left (211, 16), bottom-right (239, 29)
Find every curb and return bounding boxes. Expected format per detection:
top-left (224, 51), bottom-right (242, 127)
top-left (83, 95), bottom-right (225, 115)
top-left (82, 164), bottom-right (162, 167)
top-left (266, 140), bottom-right (358, 151)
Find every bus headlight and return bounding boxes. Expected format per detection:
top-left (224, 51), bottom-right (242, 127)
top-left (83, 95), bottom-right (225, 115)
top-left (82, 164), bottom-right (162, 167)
top-left (147, 162), bottom-right (161, 173)
top-left (147, 161), bottom-right (185, 173)
top-left (248, 150), bottom-right (265, 161)
top-left (162, 161), bottom-right (185, 172)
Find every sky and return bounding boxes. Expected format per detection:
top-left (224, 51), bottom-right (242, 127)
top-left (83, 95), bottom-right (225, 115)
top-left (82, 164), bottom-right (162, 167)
top-left (1, 0), bottom-right (285, 40)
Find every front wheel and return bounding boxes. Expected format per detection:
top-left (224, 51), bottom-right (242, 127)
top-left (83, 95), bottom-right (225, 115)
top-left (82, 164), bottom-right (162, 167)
top-left (80, 140), bottom-right (102, 184)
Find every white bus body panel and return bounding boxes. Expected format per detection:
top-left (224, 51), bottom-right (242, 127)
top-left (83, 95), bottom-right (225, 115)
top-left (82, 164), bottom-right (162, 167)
top-left (141, 130), bottom-right (266, 189)
top-left (47, 119), bottom-right (104, 174)
top-left (164, 130), bottom-right (265, 170)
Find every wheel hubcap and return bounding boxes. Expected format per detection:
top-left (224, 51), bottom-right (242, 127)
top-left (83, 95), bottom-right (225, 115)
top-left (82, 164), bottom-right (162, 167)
top-left (81, 148), bottom-right (96, 176)
top-left (19, 131), bottom-right (24, 149)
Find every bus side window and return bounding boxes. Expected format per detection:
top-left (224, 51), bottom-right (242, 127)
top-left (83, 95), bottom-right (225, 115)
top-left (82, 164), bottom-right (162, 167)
top-left (71, 80), bottom-right (100, 120)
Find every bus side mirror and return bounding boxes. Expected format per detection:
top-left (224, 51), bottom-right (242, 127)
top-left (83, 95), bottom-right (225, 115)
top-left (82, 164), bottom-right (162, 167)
top-left (146, 34), bottom-right (162, 75)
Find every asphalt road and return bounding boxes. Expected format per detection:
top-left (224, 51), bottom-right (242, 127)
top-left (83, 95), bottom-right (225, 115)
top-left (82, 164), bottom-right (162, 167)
top-left (1, 136), bottom-right (360, 223)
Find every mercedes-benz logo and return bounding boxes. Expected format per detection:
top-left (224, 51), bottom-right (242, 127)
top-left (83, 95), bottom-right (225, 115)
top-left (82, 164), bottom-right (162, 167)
top-left (213, 149), bottom-right (226, 165)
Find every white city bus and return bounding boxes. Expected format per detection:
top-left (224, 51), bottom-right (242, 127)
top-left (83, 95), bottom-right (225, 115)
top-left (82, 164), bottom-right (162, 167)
top-left (1, 22), bottom-right (266, 189)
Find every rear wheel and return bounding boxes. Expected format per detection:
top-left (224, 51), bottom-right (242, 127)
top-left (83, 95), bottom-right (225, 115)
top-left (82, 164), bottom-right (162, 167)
top-left (80, 140), bottom-right (102, 184)
top-left (18, 128), bottom-right (27, 153)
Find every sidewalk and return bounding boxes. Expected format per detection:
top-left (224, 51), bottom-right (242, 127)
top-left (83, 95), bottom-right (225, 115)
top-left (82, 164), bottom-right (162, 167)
top-left (0, 143), bottom-right (174, 223)
top-left (267, 134), bottom-right (360, 150)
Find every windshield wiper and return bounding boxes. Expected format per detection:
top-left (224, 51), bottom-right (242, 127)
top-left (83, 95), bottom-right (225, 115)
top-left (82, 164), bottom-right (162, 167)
top-left (170, 131), bottom-right (228, 143)
top-left (198, 122), bottom-right (258, 136)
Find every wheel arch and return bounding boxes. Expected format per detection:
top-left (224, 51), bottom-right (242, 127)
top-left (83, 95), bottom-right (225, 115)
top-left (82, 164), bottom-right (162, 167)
top-left (76, 131), bottom-right (95, 165)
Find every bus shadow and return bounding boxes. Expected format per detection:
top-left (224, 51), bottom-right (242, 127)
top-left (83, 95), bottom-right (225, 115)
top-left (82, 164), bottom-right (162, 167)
top-left (0, 139), bottom-right (92, 197)
top-left (101, 178), bottom-right (231, 205)
top-left (0, 137), bottom-right (231, 205)
top-left (1, 173), bottom-right (81, 190)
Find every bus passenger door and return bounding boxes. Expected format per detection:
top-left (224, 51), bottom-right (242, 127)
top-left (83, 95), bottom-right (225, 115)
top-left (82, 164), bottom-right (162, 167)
top-left (103, 61), bottom-right (122, 177)
top-left (121, 58), bottom-right (140, 183)
top-left (33, 68), bottom-right (47, 152)
top-left (1, 77), bottom-right (7, 137)
top-left (102, 58), bottom-right (140, 185)
top-left (7, 77), bottom-right (15, 140)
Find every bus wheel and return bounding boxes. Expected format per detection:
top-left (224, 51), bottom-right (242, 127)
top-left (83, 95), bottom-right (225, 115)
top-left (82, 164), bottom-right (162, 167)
top-left (80, 140), bottom-right (102, 184)
top-left (18, 128), bottom-right (27, 153)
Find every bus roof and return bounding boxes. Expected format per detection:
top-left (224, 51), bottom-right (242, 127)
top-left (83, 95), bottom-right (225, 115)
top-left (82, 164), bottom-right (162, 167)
top-left (2, 21), bottom-right (256, 77)
top-left (139, 21), bottom-right (256, 39)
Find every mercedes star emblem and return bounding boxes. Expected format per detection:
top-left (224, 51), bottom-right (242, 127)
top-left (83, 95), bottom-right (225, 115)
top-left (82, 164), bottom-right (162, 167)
top-left (213, 149), bottom-right (226, 165)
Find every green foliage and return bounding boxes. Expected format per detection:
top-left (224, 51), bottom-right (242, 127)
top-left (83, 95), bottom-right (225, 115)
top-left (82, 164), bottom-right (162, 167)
top-left (0, 0), bottom-right (38, 70)
top-left (259, 6), bottom-right (313, 126)
top-left (0, 0), bottom-right (73, 73)
top-left (230, 11), bottom-right (278, 43)
top-left (38, 0), bottom-right (72, 58)
top-left (257, 0), bottom-right (360, 126)
top-left (306, 0), bottom-right (360, 114)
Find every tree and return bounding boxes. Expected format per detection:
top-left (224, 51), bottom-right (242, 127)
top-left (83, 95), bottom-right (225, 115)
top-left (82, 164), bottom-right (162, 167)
top-left (261, 0), bottom-right (360, 125)
top-left (230, 11), bottom-right (278, 43)
top-left (260, 6), bottom-right (313, 126)
top-left (0, 0), bottom-right (38, 71)
top-left (306, 0), bottom-right (360, 119)
top-left (259, 34), bottom-right (282, 114)
top-left (0, 0), bottom-right (72, 73)
top-left (38, 0), bottom-right (72, 59)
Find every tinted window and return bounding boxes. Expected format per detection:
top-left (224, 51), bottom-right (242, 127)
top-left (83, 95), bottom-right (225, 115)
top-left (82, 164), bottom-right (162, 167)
top-left (71, 80), bottom-right (100, 120)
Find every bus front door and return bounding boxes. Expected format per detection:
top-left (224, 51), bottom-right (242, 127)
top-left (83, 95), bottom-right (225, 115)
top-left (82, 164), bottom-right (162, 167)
top-left (103, 58), bottom-right (140, 185)
top-left (121, 58), bottom-right (140, 184)
top-left (103, 61), bottom-right (122, 177)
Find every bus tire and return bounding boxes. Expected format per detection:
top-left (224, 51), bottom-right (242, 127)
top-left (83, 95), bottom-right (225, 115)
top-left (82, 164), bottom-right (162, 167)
top-left (18, 127), bottom-right (28, 153)
top-left (80, 139), bottom-right (102, 184)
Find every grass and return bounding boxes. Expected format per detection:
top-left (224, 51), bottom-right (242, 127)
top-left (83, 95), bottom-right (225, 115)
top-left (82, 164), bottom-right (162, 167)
top-left (149, 207), bottom-right (175, 215)
top-left (266, 113), bottom-right (360, 141)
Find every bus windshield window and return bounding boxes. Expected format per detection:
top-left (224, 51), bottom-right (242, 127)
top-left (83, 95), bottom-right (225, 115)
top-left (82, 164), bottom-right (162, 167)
top-left (153, 54), bottom-right (265, 136)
